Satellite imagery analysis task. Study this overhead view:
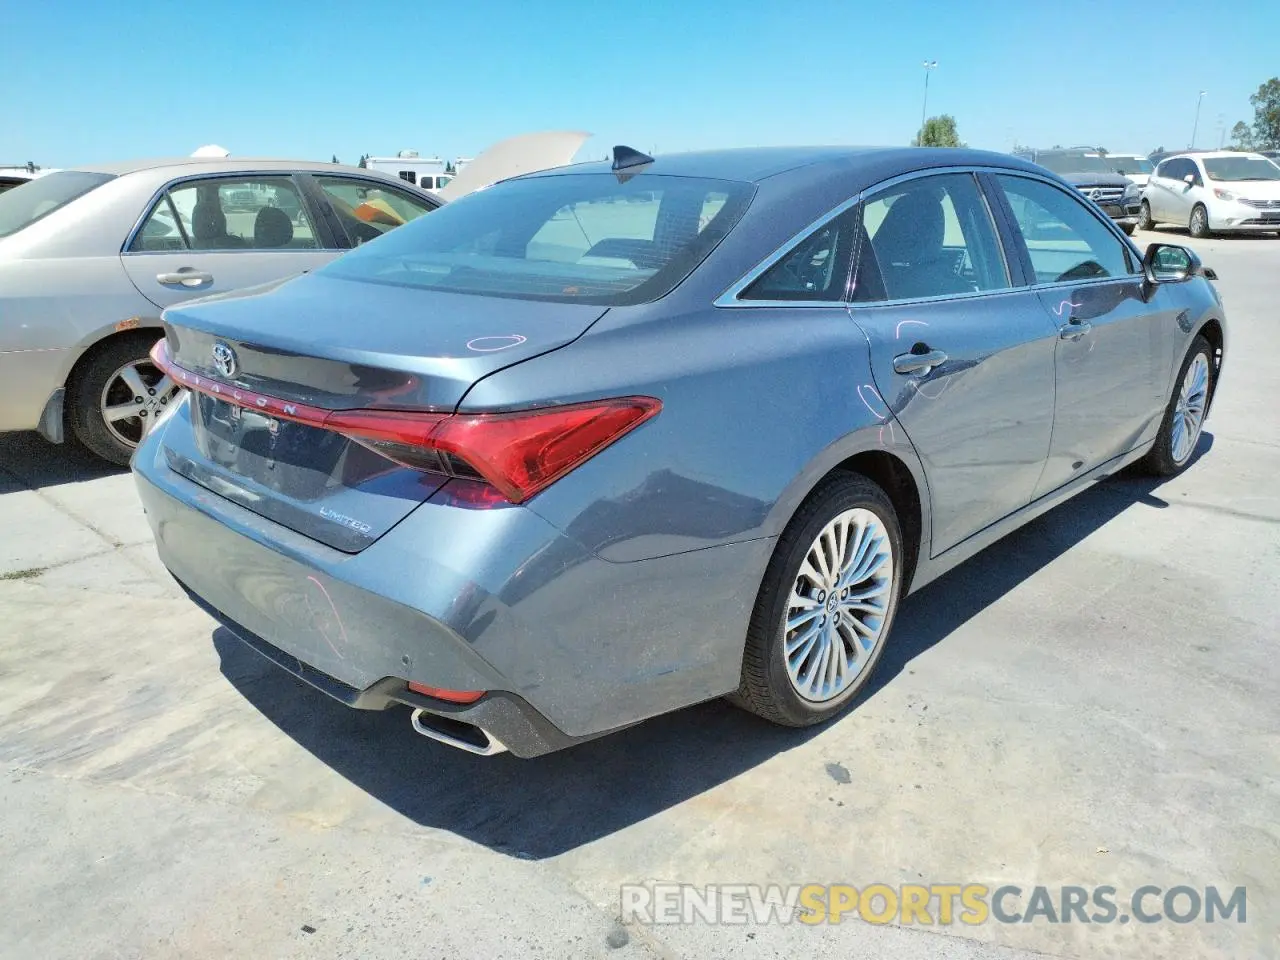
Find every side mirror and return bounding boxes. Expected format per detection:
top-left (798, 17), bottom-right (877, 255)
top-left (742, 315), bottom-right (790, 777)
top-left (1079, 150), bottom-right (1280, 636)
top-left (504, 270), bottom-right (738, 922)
top-left (1143, 243), bottom-right (1215, 286)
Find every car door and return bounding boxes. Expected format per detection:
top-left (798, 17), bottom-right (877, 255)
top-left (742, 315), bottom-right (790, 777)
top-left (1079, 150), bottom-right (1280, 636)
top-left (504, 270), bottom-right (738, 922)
top-left (1147, 160), bottom-right (1173, 220)
top-left (1165, 159), bottom-right (1200, 224)
top-left (120, 173), bottom-right (338, 309)
top-left (991, 173), bottom-right (1171, 498)
top-left (303, 174), bottom-right (439, 249)
top-left (847, 172), bottom-right (1057, 556)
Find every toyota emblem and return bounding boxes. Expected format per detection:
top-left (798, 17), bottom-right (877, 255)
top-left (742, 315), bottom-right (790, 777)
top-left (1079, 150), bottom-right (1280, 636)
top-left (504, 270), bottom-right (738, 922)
top-left (211, 341), bottom-right (238, 378)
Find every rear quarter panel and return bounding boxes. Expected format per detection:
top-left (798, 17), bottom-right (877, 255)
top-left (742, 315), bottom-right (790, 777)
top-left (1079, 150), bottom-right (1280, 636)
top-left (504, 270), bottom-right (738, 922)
top-left (459, 304), bottom-right (929, 564)
top-left (0, 256), bottom-right (157, 429)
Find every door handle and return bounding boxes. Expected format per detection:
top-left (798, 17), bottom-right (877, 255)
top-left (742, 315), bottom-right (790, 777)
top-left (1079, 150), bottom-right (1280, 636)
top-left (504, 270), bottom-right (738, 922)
top-left (1059, 319), bottom-right (1092, 341)
top-left (893, 348), bottom-right (948, 375)
top-left (157, 270), bottom-right (214, 288)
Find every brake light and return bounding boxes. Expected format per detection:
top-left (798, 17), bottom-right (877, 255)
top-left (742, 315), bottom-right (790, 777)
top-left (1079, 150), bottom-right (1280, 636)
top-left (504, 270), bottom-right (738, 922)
top-left (150, 339), bottom-right (661, 504)
top-left (330, 398), bottom-right (661, 503)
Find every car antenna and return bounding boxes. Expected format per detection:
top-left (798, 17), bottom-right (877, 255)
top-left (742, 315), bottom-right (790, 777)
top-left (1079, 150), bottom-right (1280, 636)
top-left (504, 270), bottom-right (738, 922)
top-left (612, 145), bottom-right (654, 171)
top-left (611, 145), bottom-right (654, 182)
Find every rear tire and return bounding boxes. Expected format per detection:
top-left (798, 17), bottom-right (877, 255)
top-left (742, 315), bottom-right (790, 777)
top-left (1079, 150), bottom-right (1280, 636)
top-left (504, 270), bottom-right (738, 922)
top-left (729, 472), bottom-right (904, 727)
top-left (1137, 200), bottom-right (1154, 231)
top-left (1189, 204), bottom-right (1211, 239)
top-left (68, 333), bottom-right (171, 466)
top-left (1142, 335), bottom-right (1214, 477)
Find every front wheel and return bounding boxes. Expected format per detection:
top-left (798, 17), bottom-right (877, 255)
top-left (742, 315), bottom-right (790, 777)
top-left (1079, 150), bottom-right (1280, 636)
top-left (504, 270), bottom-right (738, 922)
top-left (68, 334), bottom-right (179, 466)
top-left (1189, 204), bottom-right (1211, 239)
top-left (729, 472), bottom-right (904, 727)
top-left (1137, 200), bottom-right (1155, 231)
top-left (1143, 335), bottom-right (1214, 477)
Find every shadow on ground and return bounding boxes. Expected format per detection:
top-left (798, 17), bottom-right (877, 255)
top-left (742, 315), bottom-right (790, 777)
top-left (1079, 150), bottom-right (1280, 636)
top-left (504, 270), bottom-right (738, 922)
top-left (0, 431), bottom-right (126, 489)
top-left (212, 435), bottom-right (1210, 859)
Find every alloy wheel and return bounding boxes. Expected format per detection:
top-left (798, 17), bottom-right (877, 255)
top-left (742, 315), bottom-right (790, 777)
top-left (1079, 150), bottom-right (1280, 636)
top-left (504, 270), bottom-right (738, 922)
top-left (784, 508), bottom-right (894, 703)
top-left (99, 358), bottom-right (180, 448)
top-left (1170, 353), bottom-right (1209, 464)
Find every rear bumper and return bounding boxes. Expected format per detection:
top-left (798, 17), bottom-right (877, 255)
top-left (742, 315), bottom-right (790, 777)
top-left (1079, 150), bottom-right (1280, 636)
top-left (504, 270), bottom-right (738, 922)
top-left (178, 579), bottom-right (591, 757)
top-left (133, 420), bottom-right (771, 753)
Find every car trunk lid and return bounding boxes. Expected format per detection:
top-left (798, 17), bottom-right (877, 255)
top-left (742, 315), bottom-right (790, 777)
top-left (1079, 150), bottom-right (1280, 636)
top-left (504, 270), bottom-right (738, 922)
top-left (157, 273), bottom-right (607, 552)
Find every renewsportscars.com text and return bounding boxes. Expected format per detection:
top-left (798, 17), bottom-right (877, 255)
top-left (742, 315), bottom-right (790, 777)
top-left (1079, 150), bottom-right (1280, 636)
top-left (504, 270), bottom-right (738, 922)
top-left (620, 883), bottom-right (1247, 926)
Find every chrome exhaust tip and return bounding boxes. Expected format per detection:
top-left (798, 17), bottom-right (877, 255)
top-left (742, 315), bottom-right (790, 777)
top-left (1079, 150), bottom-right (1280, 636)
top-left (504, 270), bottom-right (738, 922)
top-left (410, 708), bottom-right (508, 756)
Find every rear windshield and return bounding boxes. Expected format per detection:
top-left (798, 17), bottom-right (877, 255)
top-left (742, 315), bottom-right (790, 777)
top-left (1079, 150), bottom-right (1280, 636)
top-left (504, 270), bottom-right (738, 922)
top-left (319, 173), bottom-right (754, 305)
top-left (1203, 156), bottom-right (1280, 181)
top-left (0, 171), bottom-right (115, 238)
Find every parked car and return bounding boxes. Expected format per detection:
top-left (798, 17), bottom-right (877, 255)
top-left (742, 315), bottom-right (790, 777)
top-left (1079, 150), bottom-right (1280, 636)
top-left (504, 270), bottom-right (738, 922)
top-left (0, 173), bottom-right (34, 195)
top-left (0, 161), bottom-right (439, 464)
top-left (132, 145), bottom-right (1226, 757)
top-left (1139, 151), bottom-right (1280, 237)
top-left (0, 163), bottom-right (52, 194)
top-left (0, 133), bottom-right (588, 465)
top-left (1105, 153), bottom-right (1154, 188)
top-left (1014, 149), bottom-right (1141, 234)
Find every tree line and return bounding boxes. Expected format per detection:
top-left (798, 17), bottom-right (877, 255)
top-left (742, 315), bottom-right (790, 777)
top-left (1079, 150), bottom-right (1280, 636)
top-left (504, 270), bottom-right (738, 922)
top-left (1229, 77), bottom-right (1280, 150)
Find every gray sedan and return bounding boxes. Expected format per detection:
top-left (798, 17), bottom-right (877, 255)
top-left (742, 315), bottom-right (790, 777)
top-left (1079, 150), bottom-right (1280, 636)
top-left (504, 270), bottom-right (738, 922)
top-left (0, 158), bottom-right (441, 463)
top-left (132, 146), bottom-right (1224, 756)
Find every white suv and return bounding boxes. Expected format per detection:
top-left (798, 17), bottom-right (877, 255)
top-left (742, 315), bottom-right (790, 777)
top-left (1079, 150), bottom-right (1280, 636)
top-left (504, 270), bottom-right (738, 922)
top-left (1139, 151), bottom-right (1280, 237)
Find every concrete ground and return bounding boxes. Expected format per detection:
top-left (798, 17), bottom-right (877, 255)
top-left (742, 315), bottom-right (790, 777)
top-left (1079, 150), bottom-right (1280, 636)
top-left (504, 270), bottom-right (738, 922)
top-left (1, 230), bottom-right (1277, 960)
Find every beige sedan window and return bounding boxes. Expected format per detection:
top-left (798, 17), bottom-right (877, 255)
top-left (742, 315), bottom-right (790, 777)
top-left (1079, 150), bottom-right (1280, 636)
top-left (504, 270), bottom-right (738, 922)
top-left (131, 177), bottom-right (318, 252)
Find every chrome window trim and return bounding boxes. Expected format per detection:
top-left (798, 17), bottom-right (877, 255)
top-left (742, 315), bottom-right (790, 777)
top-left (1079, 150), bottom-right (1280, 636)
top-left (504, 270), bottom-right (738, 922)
top-left (713, 193), bottom-right (863, 308)
top-left (850, 282), bottom-right (1052, 311)
top-left (121, 170), bottom-right (322, 255)
top-left (850, 168), bottom-right (1017, 295)
top-left (718, 163), bottom-right (1148, 310)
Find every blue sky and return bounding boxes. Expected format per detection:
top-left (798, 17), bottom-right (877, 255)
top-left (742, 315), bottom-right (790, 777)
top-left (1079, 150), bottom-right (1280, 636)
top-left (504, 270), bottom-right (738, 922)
top-left (4, 0), bottom-right (1278, 167)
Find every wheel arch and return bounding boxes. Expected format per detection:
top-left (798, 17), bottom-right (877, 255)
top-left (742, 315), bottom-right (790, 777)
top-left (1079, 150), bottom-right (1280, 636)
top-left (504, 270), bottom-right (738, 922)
top-left (1195, 316), bottom-right (1224, 414)
top-left (828, 450), bottom-right (925, 592)
top-left (60, 319), bottom-right (165, 395)
top-left (767, 435), bottom-right (930, 595)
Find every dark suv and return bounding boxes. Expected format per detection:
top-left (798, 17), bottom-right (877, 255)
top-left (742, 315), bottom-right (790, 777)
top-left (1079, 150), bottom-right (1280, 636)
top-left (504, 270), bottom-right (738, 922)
top-left (1013, 149), bottom-right (1142, 235)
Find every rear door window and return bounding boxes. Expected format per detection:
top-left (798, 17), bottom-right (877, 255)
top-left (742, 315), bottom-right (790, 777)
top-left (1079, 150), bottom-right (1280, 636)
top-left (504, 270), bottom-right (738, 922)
top-left (130, 177), bottom-right (318, 252)
top-left (854, 173), bottom-right (1009, 302)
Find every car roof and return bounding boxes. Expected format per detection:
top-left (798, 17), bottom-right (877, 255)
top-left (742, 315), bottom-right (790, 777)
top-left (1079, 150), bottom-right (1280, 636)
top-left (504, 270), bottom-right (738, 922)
top-left (1164, 151), bottom-right (1267, 162)
top-left (525, 145), bottom-right (1046, 186)
top-left (65, 157), bottom-right (386, 177)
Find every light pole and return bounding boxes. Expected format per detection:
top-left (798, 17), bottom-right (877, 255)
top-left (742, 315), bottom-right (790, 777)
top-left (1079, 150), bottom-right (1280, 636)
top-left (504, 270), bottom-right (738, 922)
top-left (920, 60), bottom-right (938, 143)
top-left (1190, 90), bottom-right (1207, 149)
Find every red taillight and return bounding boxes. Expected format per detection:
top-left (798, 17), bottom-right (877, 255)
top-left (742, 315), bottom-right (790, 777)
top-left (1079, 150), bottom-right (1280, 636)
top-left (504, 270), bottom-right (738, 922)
top-left (332, 398), bottom-right (661, 503)
top-left (406, 682), bottom-right (485, 704)
top-left (152, 338), bottom-right (661, 504)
